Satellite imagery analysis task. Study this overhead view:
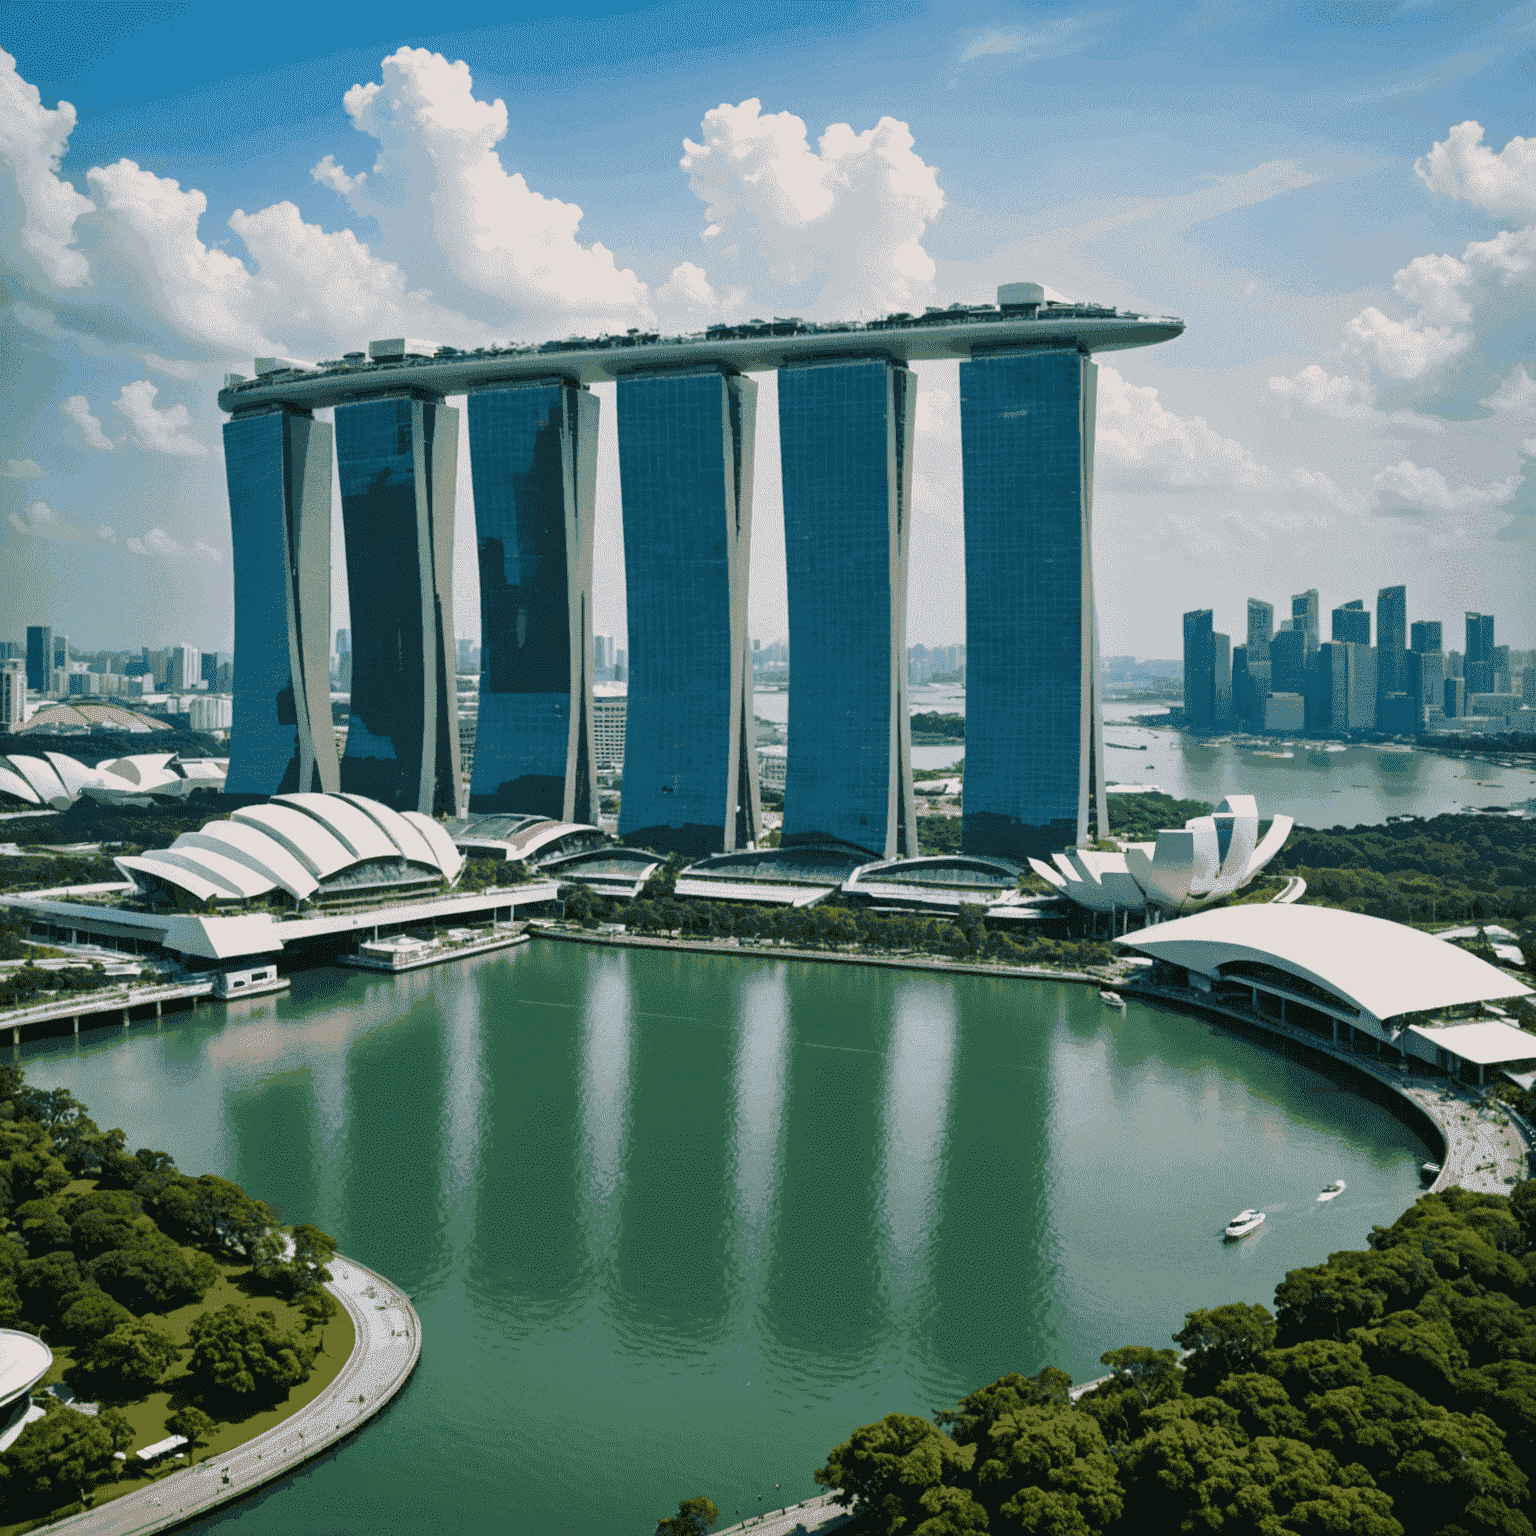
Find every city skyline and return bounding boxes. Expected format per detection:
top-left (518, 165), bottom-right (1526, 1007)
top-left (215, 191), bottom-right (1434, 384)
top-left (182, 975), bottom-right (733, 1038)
top-left (2, 8), bottom-right (1533, 661)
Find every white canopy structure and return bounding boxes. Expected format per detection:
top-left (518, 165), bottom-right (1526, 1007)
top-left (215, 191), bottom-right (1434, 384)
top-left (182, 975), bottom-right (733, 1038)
top-left (116, 792), bottom-right (464, 909)
top-left (1028, 795), bottom-right (1292, 916)
top-left (0, 750), bottom-right (227, 808)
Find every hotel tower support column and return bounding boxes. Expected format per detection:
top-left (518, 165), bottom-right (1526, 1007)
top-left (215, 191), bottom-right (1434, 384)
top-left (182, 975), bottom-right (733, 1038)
top-left (222, 403), bottom-right (339, 795)
top-left (467, 377), bottom-right (599, 822)
top-left (960, 345), bottom-right (1105, 858)
top-left (778, 356), bottom-right (917, 860)
top-left (616, 366), bottom-right (760, 855)
top-left (334, 391), bottom-right (464, 816)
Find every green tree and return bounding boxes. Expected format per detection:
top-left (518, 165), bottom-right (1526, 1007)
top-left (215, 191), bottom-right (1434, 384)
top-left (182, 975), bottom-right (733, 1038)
top-left (88, 1230), bottom-right (219, 1310)
top-left (187, 1304), bottom-right (317, 1400)
top-left (0, 1399), bottom-right (122, 1513)
top-left (16, 1248), bottom-right (86, 1323)
top-left (14, 1197), bottom-right (71, 1254)
top-left (58, 1290), bottom-right (134, 1347)
top-left (655, 1495), bottom-right (719, 1536)
top-left (1075, 1346), bottom-right (1183, 1446)
top-left (937, 1369), bottom-right (1074, 1447)
top-left (814, 1413), bottom-right (976, 1536)
top-left (1174, 1301), bottom-right (1278, 1395)
top-left (165, 1405), bottom-right (217, 1464)
top-left (973, 1405), bottom-right (1122, 1533)
top-left (84, 1321), bottom-right (181, 1397)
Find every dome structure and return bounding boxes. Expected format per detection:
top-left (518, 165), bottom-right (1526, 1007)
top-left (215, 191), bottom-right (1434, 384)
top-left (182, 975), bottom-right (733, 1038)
top-left (116, 792), bottom-right (464, 909)
top-left (1029, 795), bottom-right (1292, 917)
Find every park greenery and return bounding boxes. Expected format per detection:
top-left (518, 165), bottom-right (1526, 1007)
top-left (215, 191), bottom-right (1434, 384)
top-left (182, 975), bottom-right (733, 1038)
top-left (561, 881), bottom-right (1114, 972)
top-left (794, 1181), bottom-right (1536, 1536)
top-left (910, 712), bottom-right (966, 741)
top-left (0, 1065), bottom-right (341, 1522)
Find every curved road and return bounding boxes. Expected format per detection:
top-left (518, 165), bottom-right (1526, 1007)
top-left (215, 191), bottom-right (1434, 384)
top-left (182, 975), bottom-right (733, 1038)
top-left (49, 1254), bottom-right (420, 1535)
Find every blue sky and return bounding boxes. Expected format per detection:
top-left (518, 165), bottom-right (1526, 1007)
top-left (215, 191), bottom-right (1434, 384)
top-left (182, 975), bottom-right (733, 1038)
top-left (3, 0), bottom-right (1533, 659)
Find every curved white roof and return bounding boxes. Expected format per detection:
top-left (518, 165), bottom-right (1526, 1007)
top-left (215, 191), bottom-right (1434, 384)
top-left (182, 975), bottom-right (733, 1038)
top-left (0, 1329), bottom-right (53, 1409)
top-left (231, 804), bottom-right (355, 877)
top-left (175, 824), bottom-right (319, 901)
top-left (7, 755), bottom-right (71, 809)
top-left (44, 752), bottom-right (108, 798)
top-left (340, 794), bottom-right (439, 869)
top-left (116, 792), bottom-right (465, 907)
top-left (276, 794), bottom-right (399, 862)
top-left (0, 765), bottom-right (41, 805)
top-left (115, 853), bottom-right (228, 904)
top-left (1120, 904), bottom-right (1532, 1022)
top-left (401, 810), bottom-right (465, 882)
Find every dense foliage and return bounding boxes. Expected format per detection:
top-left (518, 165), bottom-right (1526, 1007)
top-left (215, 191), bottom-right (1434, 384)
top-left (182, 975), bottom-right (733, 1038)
top-left (910, 713), bottom-right (966, 740)
top-left (561, 885), bottom-right (1113, 971)
top-left (1104, 792), bottom-right (1216, 844)
top-left (811, 1183), bottom-right (1536, 1536)
top-left (0, 957), bottom-right (111, 1011)
top-left (0, 853), bottom-right (123, 895)
top-left (1268, 813), bottom-right (1536, 924)
top-left (0, 797), bottom-right (215, 854)
top-left (0, 1064), bottom-right (336, 1515)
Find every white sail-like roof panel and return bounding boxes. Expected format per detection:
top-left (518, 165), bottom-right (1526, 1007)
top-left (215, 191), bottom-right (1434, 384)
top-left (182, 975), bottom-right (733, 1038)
top-left (114, 853), bottom-right (225, 904)
top-left (154, 847), bottom-right (276, 899)
top-left (7, 755), bottom-right (72, 809)
top-left (340, 795), bottom-right (439, 868)
top-left (175, 825), bottom-right (318, 901)
top-left (44, 752), bottom-right (109, 798)
top-left (275, 793), bottom-right (398, 862)
top-left (230, 804), bottom-right (354, 877)
top-left (0, 765), bottom-right (41, 805)
top-left (401, 811), bottom-right (465, 882)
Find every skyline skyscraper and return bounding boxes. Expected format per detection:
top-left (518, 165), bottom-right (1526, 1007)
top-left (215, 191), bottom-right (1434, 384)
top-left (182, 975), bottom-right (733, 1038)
top-left (1376, 584), bottom-right (1407, 714)
top-left (334, 393), bottom-right (463, 816)
top-left (467, 378), bottom-right (598, 822)
top-left (1246, 598), bottom-right (1274, 665)
top-left (1291, 589), bottom-right (1319, 657)
top-left (1410, 620), bottom-right (1441, 654)
top-left (24, 626), bottom-right (50, 694)
top-left (780, 355), bottom-right (915, 859)
top-left (222, 405), bottom-right (338, 796)
top-left (1466, 611), bottom-right (1495, 694)
top-left (1183, 608), bottom-right (1216, 725)
top-left (1332, 600), bottom-right (1370, 646)
top-left (617, 367), bottom-right (760, 855)
top-left (962, 346), bottom-right (1104, 858)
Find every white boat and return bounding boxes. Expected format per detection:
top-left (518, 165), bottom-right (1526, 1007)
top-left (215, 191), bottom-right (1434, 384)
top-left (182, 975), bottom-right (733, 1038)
top-left (1224, 1208), bottom-right (1265, 1240)
top-left (1420, 1161), bottom-right (1442, 1183)
top-left (1316, 1180), bottom-right (1346, 1202)
top-left (1098, 989), bottom-right (1125, 1008)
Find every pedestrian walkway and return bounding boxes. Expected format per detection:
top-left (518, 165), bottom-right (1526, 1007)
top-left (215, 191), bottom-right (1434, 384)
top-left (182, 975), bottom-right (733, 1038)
top-left (45, 1253), bottom-right (420, 1535)
top-left (709, 1493), bottom-right (851, 1536)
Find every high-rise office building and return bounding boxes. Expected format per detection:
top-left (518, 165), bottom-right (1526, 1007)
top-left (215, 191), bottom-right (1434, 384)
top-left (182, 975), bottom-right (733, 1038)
top-left (1493, 643), bottom-right (1511, 694)
top-left (1213, 632), bottom-right (1232, 721)
top-left (222, 404), bottom-right (339, 796)
top-left (1232, 644), bottom-right (1249, 720)
top-left (1316, 641), bottom-right (1349, 732)
top-left (618, 367), bottom-right (760, 854)
top-left (200, 652), bottom-right (219, 689)
top-left (1444, 676), bottom-right (1466, 718)
top-left (1376, 585), bottom-right (1407, 714)
top-left (1406, 648), bottom-right (1441, 723)
top-left (0, 659), bottom-right (24, 730)
top-left (1291, 589), bottom-right (1319, 657)
top-left (1182, 609), bottom-right (1215, 725)
top-left (334, 392), bottom-right (462, 816)
top-left (1332, 600), bottom-right (1369, 646)
top-left (24, 626), bottom-right (51, 693)
top-left (467, 377), bottom-right (598, 822)
top-left (780, 355), bottom-right (915, 858)
top-left (1410, 620), bottom-right (1441, 654)
top-left (961, 346), bottom-right (1104, 858)
top-left (1466, 612), bottom-right (1495, 694)
top-left (1345, 642), bottom-right (1376, 730)
top-left (169, 644), bottom-right (200, 693)
top-left (1271, 627), bottom-right (1305, 696)
top-left (1246, 599), bottom-right (1274, 666)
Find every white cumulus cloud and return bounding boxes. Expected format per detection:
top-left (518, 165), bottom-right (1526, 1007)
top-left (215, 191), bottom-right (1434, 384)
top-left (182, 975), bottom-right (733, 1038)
top-left (7, 498), bottom-right (78, 540)
top-left (1373, 459), bottom-right (1519, 515)
top-left (312, 47), bottom-right (650, 332)
top-left (1415, 121), bottom-right (1536, 222)
top-left (111, 380), bottom-right (208, 457)
top-left (60, 395), bottom-right (114, 450)
top-left (97, 524), bottom-right (116, 543)
top-left (680, 99), bottom-right (945, 319)
top-left (0, 47), bottom-right (94, 287)
top-left (3, 458), bottom-right (45, 479)
top-left (1269, 364), bottom-right (1378, 418)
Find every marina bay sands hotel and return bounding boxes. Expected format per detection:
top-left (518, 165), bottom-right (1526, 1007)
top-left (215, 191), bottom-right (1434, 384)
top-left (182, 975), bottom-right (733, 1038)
top-left (217, 285), bottom-right (1183, 860)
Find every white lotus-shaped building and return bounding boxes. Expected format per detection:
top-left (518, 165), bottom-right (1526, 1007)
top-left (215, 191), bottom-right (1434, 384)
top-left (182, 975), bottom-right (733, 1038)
top-left (0, 751), bottom-right (226, 810)
top-left (1029, 795), bottom-right (1292, 917)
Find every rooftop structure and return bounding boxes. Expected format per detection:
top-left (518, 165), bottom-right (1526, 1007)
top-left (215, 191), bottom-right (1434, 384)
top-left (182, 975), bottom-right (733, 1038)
top-left (1119, 903), bottom-right (1531, 1027)
top-left (0, 1330), bottom-right (52, 1454)
top-left (675, 843), bottom-right (871, 907)
top-left (443, 814), bottom-right (605, 866)
top-left (218, 301), bottom-right (1185, 415)
top-left (542, 846), bottom-right (663, 899)
top-left (0, 751), bottom-right (225, 810)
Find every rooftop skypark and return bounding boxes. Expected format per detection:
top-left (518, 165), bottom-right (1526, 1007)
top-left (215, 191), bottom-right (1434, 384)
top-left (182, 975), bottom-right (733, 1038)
top-left (217, 284), bottom-right (1185, 410)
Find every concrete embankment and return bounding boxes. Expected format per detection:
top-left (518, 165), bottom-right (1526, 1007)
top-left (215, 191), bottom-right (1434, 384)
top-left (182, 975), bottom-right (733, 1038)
top-left (48, 1254), bottom-right (420, 1535)
top-left (1, 979), bottom-right (215, 1047)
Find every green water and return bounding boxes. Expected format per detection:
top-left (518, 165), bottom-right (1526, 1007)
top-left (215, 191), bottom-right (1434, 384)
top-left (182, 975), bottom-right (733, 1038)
top-left (17, 940), bottom-right (1432, 1533)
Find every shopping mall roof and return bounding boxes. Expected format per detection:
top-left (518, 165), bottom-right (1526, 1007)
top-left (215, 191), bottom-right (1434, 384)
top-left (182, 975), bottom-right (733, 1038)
top-left (1118, 903), bottom-right (1532, 1023)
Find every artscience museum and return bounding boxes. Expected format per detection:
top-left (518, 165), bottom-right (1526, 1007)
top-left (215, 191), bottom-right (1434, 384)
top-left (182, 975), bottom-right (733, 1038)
top-left (1028, 794), bottom-right (1293, 919)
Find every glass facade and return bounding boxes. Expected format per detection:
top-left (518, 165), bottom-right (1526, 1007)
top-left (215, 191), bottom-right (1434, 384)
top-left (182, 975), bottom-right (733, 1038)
top-left (468, 379), bottom-right (598, 822)
top-left (778, 357), bottom-right (917, 859)
top-left (1376, 584), bottom-right (1407, 707)
top-left (1183, 609), bottom-right (1215, 725)
top-left (334, 392), bottom-right (463, 816)
top-left (959, 347), bottom-right (1104, 859)
top-left (223, 406), bottom-right (338, 796)
top-left (617, 368), bottom-right (760, 855)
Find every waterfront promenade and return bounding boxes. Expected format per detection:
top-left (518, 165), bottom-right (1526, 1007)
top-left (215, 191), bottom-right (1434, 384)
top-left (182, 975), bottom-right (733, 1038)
top-left (43, 1255), bottom-right (420, 1536)
top-left (1, 977), bottom-right (214, 1046)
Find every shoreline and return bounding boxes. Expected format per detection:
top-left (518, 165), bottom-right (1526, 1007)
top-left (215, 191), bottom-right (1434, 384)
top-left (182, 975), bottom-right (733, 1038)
top-left (42, 1253), bottom-right (420, 1536)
